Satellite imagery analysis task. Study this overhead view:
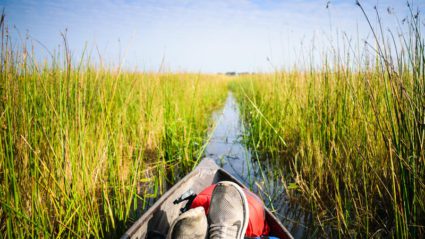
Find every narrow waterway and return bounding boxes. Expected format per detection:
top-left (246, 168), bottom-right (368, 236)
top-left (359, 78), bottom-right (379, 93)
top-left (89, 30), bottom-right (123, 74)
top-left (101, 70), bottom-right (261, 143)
top-left (204, 92), bottom-right (308, 239)
top-left (204, 92), bottom-right (254, 184)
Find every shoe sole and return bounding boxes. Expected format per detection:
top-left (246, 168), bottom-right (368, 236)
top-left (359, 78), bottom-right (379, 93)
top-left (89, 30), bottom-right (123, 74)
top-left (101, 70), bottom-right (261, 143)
top-left (213, 181), bottom-right (249, 239)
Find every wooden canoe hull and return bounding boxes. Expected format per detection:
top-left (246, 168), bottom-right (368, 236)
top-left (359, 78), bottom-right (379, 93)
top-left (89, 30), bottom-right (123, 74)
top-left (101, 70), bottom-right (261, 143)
top-left (121, 159), bottom-right (294, 239)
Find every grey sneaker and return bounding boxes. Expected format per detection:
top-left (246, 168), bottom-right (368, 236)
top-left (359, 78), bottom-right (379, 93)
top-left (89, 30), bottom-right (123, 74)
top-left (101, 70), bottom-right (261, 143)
top-left (167, 207), bottom-right (208, 239)
top-left (208, 181), bottom-right (249, 239)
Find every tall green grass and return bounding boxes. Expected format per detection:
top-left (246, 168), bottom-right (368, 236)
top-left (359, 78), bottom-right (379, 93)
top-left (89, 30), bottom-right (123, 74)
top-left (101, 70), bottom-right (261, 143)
top-left (231, 3), bottom-right (424, 238)
top-left (0, 15), bottom-right (228, 238)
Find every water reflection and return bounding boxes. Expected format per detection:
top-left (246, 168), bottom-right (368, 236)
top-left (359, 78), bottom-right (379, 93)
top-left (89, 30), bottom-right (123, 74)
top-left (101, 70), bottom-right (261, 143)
top-left (204, 92), bottom-right (309, 239)
top-left (204, 92), bottom-right (254, 183)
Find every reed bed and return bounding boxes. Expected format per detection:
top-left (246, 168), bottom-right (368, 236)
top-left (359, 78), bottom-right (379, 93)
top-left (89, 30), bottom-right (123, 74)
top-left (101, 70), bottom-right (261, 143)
top-left (231, 4), bottom-right (424, 238)
top-left (0, 16), bottom-right (228, 238)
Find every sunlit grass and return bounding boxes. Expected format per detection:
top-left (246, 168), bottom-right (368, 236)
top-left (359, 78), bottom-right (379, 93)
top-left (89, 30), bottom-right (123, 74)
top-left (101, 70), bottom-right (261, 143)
top-left (231, 4), bottom-right (424, 238)
top-left (0, 16), bottom-right (229, 238)
top-left (1, 2), bottom-right (424, 238)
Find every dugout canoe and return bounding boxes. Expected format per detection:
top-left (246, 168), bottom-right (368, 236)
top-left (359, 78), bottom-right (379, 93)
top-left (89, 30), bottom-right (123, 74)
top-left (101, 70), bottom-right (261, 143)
top-left (121, 158), bottom-right (294, 239)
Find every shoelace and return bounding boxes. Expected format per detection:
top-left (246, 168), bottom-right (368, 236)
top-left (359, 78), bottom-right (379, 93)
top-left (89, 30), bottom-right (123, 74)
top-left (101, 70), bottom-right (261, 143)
top-left (209, 223), bottom-right (238, 239)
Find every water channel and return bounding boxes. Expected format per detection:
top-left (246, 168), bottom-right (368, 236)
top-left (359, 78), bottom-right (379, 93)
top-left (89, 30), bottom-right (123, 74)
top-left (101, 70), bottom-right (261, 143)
top-left (204, 92), bottom-right (254, 184)
top-left (203, 92), bottom-right (308, 239)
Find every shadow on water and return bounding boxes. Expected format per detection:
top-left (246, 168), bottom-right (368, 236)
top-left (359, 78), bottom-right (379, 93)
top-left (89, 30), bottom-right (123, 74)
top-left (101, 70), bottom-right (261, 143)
top-left (204, 92), bottom-right (311, 239)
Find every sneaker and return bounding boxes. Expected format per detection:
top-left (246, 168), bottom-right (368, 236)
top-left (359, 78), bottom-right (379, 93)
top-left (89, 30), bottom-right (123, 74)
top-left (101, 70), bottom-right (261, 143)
top-left (208, 181), bottom-right (249, 239)
top-left (167, 207), bottom-right (208, 239)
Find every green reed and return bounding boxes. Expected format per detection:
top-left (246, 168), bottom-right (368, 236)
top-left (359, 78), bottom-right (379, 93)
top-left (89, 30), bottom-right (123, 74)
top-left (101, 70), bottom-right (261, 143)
top-left (231, 3), bottom-right (424, 238)
top-left (0, 15), bottom-right (228, 238)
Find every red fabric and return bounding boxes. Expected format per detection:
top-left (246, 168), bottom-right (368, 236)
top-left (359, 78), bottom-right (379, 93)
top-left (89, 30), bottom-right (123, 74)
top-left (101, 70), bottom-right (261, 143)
top-left (190, 184), bottom-right (270, 237)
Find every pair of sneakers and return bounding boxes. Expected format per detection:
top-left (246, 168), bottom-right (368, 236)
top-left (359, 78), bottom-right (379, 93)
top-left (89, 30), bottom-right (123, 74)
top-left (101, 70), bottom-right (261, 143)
top-left (167, 181), bottom-right (249, 239)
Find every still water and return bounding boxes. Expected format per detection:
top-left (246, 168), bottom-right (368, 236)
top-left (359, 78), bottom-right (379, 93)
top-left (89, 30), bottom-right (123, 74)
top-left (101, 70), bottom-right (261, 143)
top-left (203, 92), bottom-right (308, 239)
top-left (204, 92), bottom-right (254, 183)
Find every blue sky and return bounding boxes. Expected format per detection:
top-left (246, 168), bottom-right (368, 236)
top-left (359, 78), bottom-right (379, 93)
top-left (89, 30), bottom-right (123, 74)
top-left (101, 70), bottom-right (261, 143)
top-left (1, 0), bottom-right (423, 72)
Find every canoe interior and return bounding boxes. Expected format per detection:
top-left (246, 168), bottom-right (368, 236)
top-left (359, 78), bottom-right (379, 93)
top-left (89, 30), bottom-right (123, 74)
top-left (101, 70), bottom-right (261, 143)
top-left (121, 159), bottom-right (293, 239)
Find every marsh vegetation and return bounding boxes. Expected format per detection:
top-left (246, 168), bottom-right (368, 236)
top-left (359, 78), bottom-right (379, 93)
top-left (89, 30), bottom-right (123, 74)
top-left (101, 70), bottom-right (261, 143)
top-left (231, 3), bottom-right (425, 237)
top-left (1, 2), bottom-right (424, 238)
